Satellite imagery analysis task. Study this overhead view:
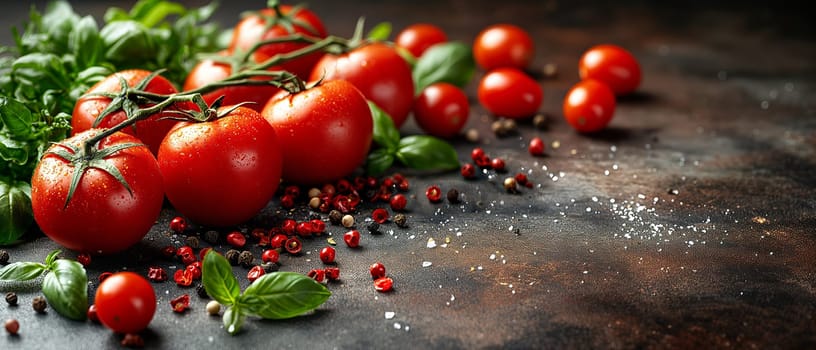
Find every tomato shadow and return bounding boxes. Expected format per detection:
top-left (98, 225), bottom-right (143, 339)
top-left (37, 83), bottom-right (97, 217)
top-left (578, 126), bottom-right (661, 144)
top-left (617, 91), bottom-right (659, 105)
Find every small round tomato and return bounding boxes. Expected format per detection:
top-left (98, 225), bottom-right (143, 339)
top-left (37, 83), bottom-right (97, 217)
top-left (310, 43), bottom-right (414, 128)
top-left (183, 51), bottom-right (280, 112)
top-left (395, 23), bottom-right (447, 58)
top-left (262, 80), bottom-right (373, 185)
top-left (230, 5), bottom-right (327, 79)
top-left (473, 24), bottom-right (534, 70)
top-left (477, 68), bottom-right (542, 119)
top-left (158, 106), bottom-right (283, 227)
top-left (563, 79), bottom-right (616, 133)
top-left (413, 83), bottom-right (469, 139)
top-left (95, 272), bottom-right (156, 334)
top-left (31, 130), bottom-right (164, 254)
top-left (578, 44), bottom-right (641, 95)
top-left (72, 70), bottom-right (180, 156)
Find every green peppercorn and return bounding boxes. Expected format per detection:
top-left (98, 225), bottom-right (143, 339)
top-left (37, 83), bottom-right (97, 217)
top-left (225, 249), bottom-right (240, 266)
top-left (32, 296), bottom-right (47, 313)
top-left (393, 213), bottom-right (408, 228)
top-left (203, 230), bottom-right (219, 244)
top-left (328, 210), bottom-right (343, 225)
top-left (5, 292), bottom-right (18, 306)
top-left (238, 250), bottom-right (254, 268)
top-left (0, 250), bottom-right (9, 264)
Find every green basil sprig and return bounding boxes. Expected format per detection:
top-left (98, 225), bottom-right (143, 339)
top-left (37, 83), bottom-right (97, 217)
top-left (411, 41), bottom-right (475, 94)
top-left (0, 250), bottom-right (88, 320)
top-left (366, 102), bottom-right (460, 175)
top-left (202, 250), bottom-right (331, 335)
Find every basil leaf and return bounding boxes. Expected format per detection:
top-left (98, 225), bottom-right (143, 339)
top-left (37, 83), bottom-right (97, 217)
top-left (223, 305), bottom-right (245, 335)
top-left (0, 262), bottom-right (46, 281)
top-left (0, 179), bottom-right (33, 245)
top-left (202, 250), bottom-right (240, 305)
top-left (365, 148), bottom-right (395, 176)
top-left (11, 53), bottom-right (71, 99)
top-left (412, 42), bottom-right (475, 94)
top-left (69, 16), bottom-right (102, 69)
top-left (0, 135), bottom-right (29, 165)
top-left (396, 135), bottom-right (460, 171)
top-left (100, 20), bottom-right (157, 64)
top-left (366, 22), bottom-right (392, 41)
top-left (42, 259), bottom-right (88, 320)
top-left (368, 101), bottom-right (400, 149)
top-left (0, 97), bottom-right (35, 138)
top-left (239, 272), bottom-right (331, 320)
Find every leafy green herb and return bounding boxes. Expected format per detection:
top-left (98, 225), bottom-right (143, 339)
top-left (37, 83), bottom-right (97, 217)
top-left (202, 250), bottom-right (330, 335)
top-left (0, 249), bottom-right (88, 320)
top-left (411, 41), bottom-right (475, 94)
top-left (0, 179), bottom-right (33, 244)
top-left (366, 22), bottom-right (392, 41)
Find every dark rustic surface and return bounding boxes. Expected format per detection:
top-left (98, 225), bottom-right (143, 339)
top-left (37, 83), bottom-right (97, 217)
top-left (2, 1), bottom-right (815, 349)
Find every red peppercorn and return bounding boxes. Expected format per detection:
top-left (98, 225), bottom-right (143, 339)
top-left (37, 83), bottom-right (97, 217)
top-left (397, 179), bottom-right (410, 192)
top-left (147, 266), bottom-right (168, 282)
top-left (98, 272), bottom-right (113, 283)
top-left (319, 246), bottom-right (336, 264)
top-left (382, 177), bottom-right (395, 188)
top-left (426, 185), bottom-right (443, 203)
top-left (284, 185), bottom-right (301, 198)
top-left (161, 245), bottom-right (177, 258)
top-left (369, 262), bottom-right (386, 279)
top-left (87, 304), bottom-right (99, 322)
top-left (296, 221), bottom-right (312, 237)
top-left (514, 173), bottom-right (529, 186)
top-left (374, 277), bottom-right (394, 292)
top-left (261, 249), bottom-right (280, 264)
top-left (76, 253), bottom-right (91, 267)
top-left (226, 232), bottom-right (247, 248)
top-left (392, 173), bottom-right (405, 184)
top-left (169, 216), bottom-right (187, 234)
top-left (284, 237), bottom-right (302, 255)
top-left (470, 147), bottom-right (485, 162)
top-left (270, 234), bottom-right (288, 249)
top-left (250, 228), bottom-right (267, 241)
top-left (280, 194), bottom-right (295, 209)
top-left (170, 294), bottom-right (190, 313)
top-left (343, 230), bottom-right (361, 248)
top-left (474, 154), bottom-right (492, 168)
top-left (174, 268), bottom-right (194, 287)
top-left (185, 263), bottom-right (202, 280)
top-left (5, 319), bottom-right (19, 335)
top-left (281, 219), bottom-right (297, 235)
top-left (310, 219), bottom-right (326, 235)
top-left (491, 157), bottom-right (506, 172)
top-left (307, 269), bottom-right (326, 283)
top-left (461, 163), bottom-right (476, 179)
top-left (198, 247), bottom-right (212, 261)
top-left (389, 194), bottom-right (407, 211)
top-left (371, 208), bottom-right (390, 224)
top-left (321, 183), bottom-right (336, 197)
top-left (336, 179), bottom-right (352, 194)
top-left (324, 267), bottom-right (340, 281)
top-left (247, 265), bottom-right (265, 283)
top-left (528, 137), bottom-right (545, 156)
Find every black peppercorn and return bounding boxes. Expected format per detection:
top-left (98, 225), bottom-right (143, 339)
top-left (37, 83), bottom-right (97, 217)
top-left (203, 230), bottom-right (219, 244)
top-left (532, 113), bottom-right (549, 130)
top-left (5, 292), bottom-right (18, 306)
top-left (328, 210), bottom-right (342, 225)
top-left (32, 296), bottom-right (47, 313)
top-left (196, 284), bottom-right (209, 299)
top-left (238, 250), bottom-right (254, 268)
top-left (184, 235), bottom-right (200, 249)
top-left (393, 213), bottom-right (408, 228)
top-left (367, 222), bottom-right (380, 234)
top-left (261, 262), bottom-right (280, 273)
top-left (0, 250), bottom-right (9, 264)
top-left (225, 249), bottom-right (240, 266)
top-left (447, 189), bottom-right (460, 204)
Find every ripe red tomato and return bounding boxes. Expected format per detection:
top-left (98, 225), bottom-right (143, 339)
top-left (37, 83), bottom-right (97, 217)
top-left (158, 106), bottom-right (283, 227)
top-left (31, 130), bottom-right (164, 254)
top-left (563, 79), bottom-right (616, 133)
top-left (473, 24), bottom-right (534, 70)
top-left (395, 23), bottom-right (447, 58)
top-left (261, 80), bottom-right (373, 185)
top-left (95, 272), bottom-right (156, 334)
top-left (309, 43), bottom-right (414, 128)
top-left (413, 82), bottom-right (469, 139)
top-left (230, 5), bottom-right (328, 79)
top-left (578, 44), bottom-right (641, 95)
top-left (72, 70), bottom-right (180, 156)
top-left (183, 51), bottom-right (280, 112)
top-left (477, 67), bottom-right (542, 119)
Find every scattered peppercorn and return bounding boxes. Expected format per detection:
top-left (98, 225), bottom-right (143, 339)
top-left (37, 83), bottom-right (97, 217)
top-left (328, 210), bottom-right (343, 225)
top-left (203, 230), bottom-right (219, 244)
top-left (341, 214), bottom-right (355, 228)
top-left (528, 137), bottom-right (545, 156)
top-left (170, 294), bottom-right (190, 313)
top-left (426, 185), bottom-right (443, 203)
top-left (184, 235), bottom-right (200, 249)
top-left (225, 249), bottom-right (240, 266)
top-left (307, 269), bottom-right (325, 283)
top-left (196, 284), bottom-right (209, 299)
top-left (371, 208), bottom-right (390, 224)
top-left (532, 113), bottom-right (549, 129)
top-left (87, 304), bottom-right (99, 322)
top-left (504, 177), bottom-right (518, 193)
top-left (491, 118), bottom-right (517, 137)
top-left (5, 292), bottom-right (17, 306)
top-left (465, 128), bottom-right (480, 143)
top-left (393, 213), bottom-right (408, 228)
top-left (121, 333), bottom-right (144, 348)
top-left (367, 222), bottom-right (381, 234)
top-left (261, 262), bottom-right (280, 273)
top-left (206, 300), bottom-right (221, 316)
top-left (238, 250), bottom-right (254, 268)
top-left (226, 232), bottom-right (247, 248)
top-left (542, 62), bottom-right (558, 79)
top-left (98, 271), bottom-right (113, 283)
top-left (461, 163), bottom-right (476, 179)
top-left (447, 188), bottom-right (460, 204)
top-left (0, 250), bottom-right (9, 264)
top-left (5, 319), bottom-right (19, 335)
top-left (76, 253), bottom-right (91, 267)
top-left (309, 197), bottom-right (321, 210)
top-left (32, 296), bottom-right (47, 313)
top-left (307, 187), bottom-right (321, 198)
top-left (169, 216), bottom-right (187, 234)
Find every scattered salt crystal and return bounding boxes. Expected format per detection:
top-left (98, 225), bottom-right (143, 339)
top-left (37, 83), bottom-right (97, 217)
top-left (422, 261), bottom-right (432, 267)
top-left (489, 253), bottom-right (496, 260)
top-left (426, 238), bottom-right (437, 248)
top-left (394, 322), bottom-right (402, 330)
top-left (385, 311), bottom-right (395, 319)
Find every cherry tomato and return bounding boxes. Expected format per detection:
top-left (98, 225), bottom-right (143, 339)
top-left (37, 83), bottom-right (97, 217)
top-left (31, 130), bottom-right (164, 254)
top-left (262, 80), bottom-right (373, 185)
top-left (183, 51), bottom-right (280, 112)
top-left (473, 24), bottom-right (534, 70)
top-left (230, 5), bottom-right (327, 79)
top-left (413, 83), bottom-right (469, 139)
top-left (578, 44), bottom-right (641, 95)
top-left (95, 272), bottom-right (156, 334)
top-left (72, 70), bottom-right (180, 155)
top-left (395, 23), bottom-right (447, 58)
top-left (158, 106), bottom-right (283, 227)
top-left (310, 43), bottom-right (414, 128)
top-left (563, 79), bottom-right (616, 133)
top-left (477, 68), bottom-right (542, 119)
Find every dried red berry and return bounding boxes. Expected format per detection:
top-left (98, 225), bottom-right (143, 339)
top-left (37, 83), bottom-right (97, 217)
top-left (147, 266), bottom-right (168, 282)
top-left (324, 267), bottom-right (340, 281)
top-left (374, 277), bottom-right (394, 292)
top-left (226, 232), bottom-right (246, 248)
top-left (514, 173), bottom-right (529, 186)
top-left (528, 137), bottom-right (545, 156)
top-left (474, 154), bottom-right (492, 168)
top-left (185, 263), bottom-right (202, 280)
top-left (198, 247), bottom-right (212, 261)
top-left (5, 319), bottom-right (19, 335)
top-left (247, 265), bottom-right (265, 283)
top-left (369, 262), bottom-right (386, 279)
top-left (280, 194), bottom-right (295, 209)
top-left (461, 163), bottom-right (476, 179)
top-left (87, 304), bottom-right (99, 322)
top-left (270, 234), bottom-right (288, 249)
top-left (281, 219), bottom-right (297, 235)
top-left (284, 185), bottom-right (301, 198)
top-left (470, 147), bottom-right (485, 162)
top-left (174, 268), bottom-right (193, 287)
top-left (261, 249), bottom-right (280, 264)
top-left (284, 237), bottom-right (302, 255)
top-left (307, 269), bottom-right (325, 283)
top-left (121, 333), bottom-right (144, 347)
top-left (371, 208), bottom-right (390, 224)
top-left (491, 157), bottom-right (506, 172)
top-left (161, 245), bottom-right (177, 258)
top-left (343, 230), bottom-right (361, 248)
top-left (426, 185), bottom-right (443, 203)
top-left (397, 179), bottom-right (410, 192)
top-left (169, 216), bottom-right (187, 234)
top-left (170, 294), bottom-right (190, 313)
top-left (310, 219), bottom-right (326, 234)
top-left (389, 194), bottom-right (407, 211)
top-left (336, 179), bottom-right (352, 194)
top-left (296, 221), bottom-right (312, 237)
top-left (319, 246), bottom-right (336, 264)
top-left (76, 253), bottom-right (91, 267)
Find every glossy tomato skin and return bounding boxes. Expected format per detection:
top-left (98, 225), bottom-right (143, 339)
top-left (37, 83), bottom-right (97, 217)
top-left (477, 67), bottom-right (542, 119)
top-left (413, 83), bottom-right (470, 139)
top-left (31, 130), bottom-right (164, 254)
top-left (310, 43), bottom-right (414, 128)
top-left (396, 23), bottom-right (447, 58)
top-left (95, 272), bottom-right (156, 334)
top-left (563, 79), bottom-right (616, 133)
top-left (579, 44), bottom-right (641, 95)
top-left (72, 70), bottom-right (180, 156)
top-left (262, 80), bottom-right (373, 185)
top-left (473, 24), bottom-right (534, 70)
top-left (230, 6), bottom-right (328, 79)
top-left (183, 52), bottom-right (280, 112)
top-left (158, 106), bottom-right (282, 227)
